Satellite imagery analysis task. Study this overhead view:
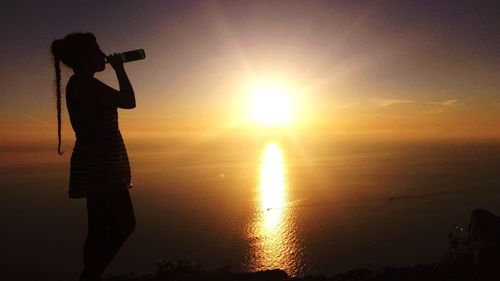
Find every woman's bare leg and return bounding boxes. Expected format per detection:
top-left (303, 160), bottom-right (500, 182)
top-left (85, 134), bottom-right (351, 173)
top-left (80, 188), bottom-right (135, 281)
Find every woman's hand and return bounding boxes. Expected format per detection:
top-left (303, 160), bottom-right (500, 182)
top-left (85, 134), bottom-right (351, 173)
top-left (109, 53), bottom-right (136, 109)
top-left (108, 53), bottom-right (125, 72)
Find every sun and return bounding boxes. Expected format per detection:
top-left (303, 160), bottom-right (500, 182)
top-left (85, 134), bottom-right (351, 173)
top-left (249, 84), bottom-right (294, 127)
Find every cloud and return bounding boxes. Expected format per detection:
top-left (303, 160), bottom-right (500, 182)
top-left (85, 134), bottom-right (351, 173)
top-left (424, 99), bottom-right (461, 114)
top-left (336, 102), bottom-right (358, 109)
top-left (430, 99), bottom-right (459, 107)
top-left (373, 99), bottom-right (414, 107)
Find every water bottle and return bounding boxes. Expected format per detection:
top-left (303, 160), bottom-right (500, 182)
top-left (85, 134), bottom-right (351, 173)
top-left (105, 49), bottom-right (146, 63)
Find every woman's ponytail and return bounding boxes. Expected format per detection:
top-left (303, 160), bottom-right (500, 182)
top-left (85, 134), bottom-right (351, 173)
top-left (51, 40), bottom-right (64, 155)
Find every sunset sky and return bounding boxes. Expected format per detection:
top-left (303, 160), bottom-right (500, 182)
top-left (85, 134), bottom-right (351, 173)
top-left (2, 3), bottom-right (500, 279)
top-left (1, 0), bottom-right (499, 147)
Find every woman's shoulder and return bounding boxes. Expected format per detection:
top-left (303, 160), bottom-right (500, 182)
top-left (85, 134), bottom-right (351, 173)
top-left (66, 75), bottom-right (119, 106)
top-left (66, 75), bottom-right (99, 98)
top-left (68, 74), bottom-right (96, 88)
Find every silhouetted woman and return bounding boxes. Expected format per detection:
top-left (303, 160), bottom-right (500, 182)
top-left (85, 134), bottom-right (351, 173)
top-left (51, 32), bottom-right (136, 281)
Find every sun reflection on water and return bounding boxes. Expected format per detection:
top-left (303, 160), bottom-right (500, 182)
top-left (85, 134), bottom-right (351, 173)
top-left (245, 143), bottom-right (304, 276)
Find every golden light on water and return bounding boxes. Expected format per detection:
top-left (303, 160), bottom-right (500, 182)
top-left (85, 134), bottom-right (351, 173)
top-left (245, 143), bottom-right (304, 276)
top-left (261, 144), bottom-right (286, 211)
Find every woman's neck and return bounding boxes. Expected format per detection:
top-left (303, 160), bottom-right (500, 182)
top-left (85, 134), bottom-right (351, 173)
top-left (73, 69), bottom-right (95, 78)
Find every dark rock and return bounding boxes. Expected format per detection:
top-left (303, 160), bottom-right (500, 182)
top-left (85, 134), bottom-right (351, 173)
top-left (469, 209), bottom-right (500, 280)
top-left (346, 268), bottom-right (372, 280)
top-left (329, 272), bottom-right (350, 281)
top-left (301, 273), bottom-right (327, 281)
top-left (469, 209), bottom-right (500, 244)
top-left (372, 266), bottom-right (415, 281)
top-left (410, 263), bottom-right (437, 279)
top-left (330, 268), bottom-right (372, 281)
top-left (239, 269), bottom-right (289, 281)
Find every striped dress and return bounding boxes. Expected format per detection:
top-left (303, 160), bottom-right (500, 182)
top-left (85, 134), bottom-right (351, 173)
top-left (66, 75), bottom-right (132, 198)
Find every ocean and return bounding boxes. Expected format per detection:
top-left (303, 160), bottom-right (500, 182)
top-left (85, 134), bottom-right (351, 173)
top-left (2, 135), bottom-right (500, 280)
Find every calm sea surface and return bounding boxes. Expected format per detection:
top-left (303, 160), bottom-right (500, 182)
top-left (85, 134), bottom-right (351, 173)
top-left (2, 136), bottom-right (500, 280)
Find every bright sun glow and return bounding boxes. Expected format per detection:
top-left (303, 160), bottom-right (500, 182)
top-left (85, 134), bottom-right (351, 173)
top-left (250, 84), bottom-right (294, 126)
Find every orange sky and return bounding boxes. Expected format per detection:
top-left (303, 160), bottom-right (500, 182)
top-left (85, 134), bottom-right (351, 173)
top-left (1, 1), bottom-right (500, 148)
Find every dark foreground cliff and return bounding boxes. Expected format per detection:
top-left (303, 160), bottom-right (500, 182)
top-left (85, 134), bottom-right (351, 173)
top-left (106, 209), bottom-right (500, 281)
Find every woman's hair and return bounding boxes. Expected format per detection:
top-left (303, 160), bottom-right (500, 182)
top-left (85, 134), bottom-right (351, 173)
top-left (51, 32), bottom-right (96, 155)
